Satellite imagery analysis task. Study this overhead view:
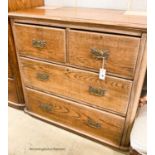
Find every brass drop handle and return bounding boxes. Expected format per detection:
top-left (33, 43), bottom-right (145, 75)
top-left (39, 103), bottom-right (53, 113)
top-left (89, 86), bottom-right (106, 97)
top-left (32, 39), bottom-right (46, 49)
top-left (86, 118), bottom-right (101, 129)
top-left (91, 48), bottom-right (109, 60)
top-left (36, 72), bottom-right (49, 81)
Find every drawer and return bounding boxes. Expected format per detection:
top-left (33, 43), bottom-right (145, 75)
top-left (20, 58), bottom-right (132, 115)
top-left (8, 79), bottom-right (18, 103)
top-left (14, 23), bottom-right (66, 63)
top-left (25, 88), bottom-right (125, 146)
top-left (68, 30), bottom-right (140, 79)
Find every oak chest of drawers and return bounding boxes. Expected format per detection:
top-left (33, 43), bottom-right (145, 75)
top-left (9, 7), bottom-right (147, 149)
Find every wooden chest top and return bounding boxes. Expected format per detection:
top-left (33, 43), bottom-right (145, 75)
top-left (9, 6), bottom-right (147, 30)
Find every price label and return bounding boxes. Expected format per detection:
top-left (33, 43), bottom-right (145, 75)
top-left (99, 68), bottom-right (106, 80)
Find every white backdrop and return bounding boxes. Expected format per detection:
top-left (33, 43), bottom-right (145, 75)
top-left (45, 0), bottom-right (146, 11)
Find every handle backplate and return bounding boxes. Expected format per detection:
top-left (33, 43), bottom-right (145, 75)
top-left (32, 39), bottom-right (46, 49)
top-left (89, 86), bottom-right (106, 97)
top-left (39, 103), bottom-right (53, 113)
top-left (86, 118), bottom-right (101, 129)
top-left (36, 72), bottom-right (49, 81)
top-left (91, 48), bottom-right (109, 60)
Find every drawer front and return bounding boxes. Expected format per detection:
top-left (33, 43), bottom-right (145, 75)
top-left (14, 24), bottom-right (66, 63)
top-left (20, 58), bottom-right (132, 115)
top-left (8, 79), bottom-right (18, 103)
top-left (26, 88), bottom-right (125, 146)
top-left (68, 30), bottom-right (140, 79)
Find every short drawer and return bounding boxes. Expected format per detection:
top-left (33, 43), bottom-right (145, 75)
top-left (8, 79), bottom-right (18, 103)
top-left (20, 57), bottom-right (132, 116)
top-left (68, 30), bottom-right (140, 79)
top-left (25, 88), bottom-right (125, 146)
top-left (14, 23), bottom-right (66, 63)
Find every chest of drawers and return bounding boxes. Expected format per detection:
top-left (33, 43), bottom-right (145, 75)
top-left (9, 7), bottom-right (147, 149)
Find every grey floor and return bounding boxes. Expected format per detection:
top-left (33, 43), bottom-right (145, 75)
top-left (8, 107), bottom-right (129, 155)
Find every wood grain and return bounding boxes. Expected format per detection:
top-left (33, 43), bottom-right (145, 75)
top-left (8, 79), bottom-right (18, 103)
top-left (8, 0), bottom-right (44, 12)
top-left (69, 30), bottom-right (140, 79)
top-left (121, 33), bottom-right (147, 146)
top-left (25, 88), bottom-right (125, 146)
top-left (8, 61), bottom-right (13, 78)
top-left (8, 7), bottom-right (146, 30)
top-left (20, 57), bottom-right (132, 116)
top-left (11, 18), bottom-right (143, 37)
top-left (14, 23), bottom-right (66, 63)
top-left (8, 21), bottom-right (25, 107)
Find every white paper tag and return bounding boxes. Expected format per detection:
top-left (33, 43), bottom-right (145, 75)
top-left (99, 68), bottom-right (106, 80)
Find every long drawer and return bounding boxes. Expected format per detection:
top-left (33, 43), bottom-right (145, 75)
top-left (68, 30), bottom-right (140, 79)
top-left (8, 78), bottom-right (18, 103)
top-left (25, 88), bottom-right (125, 146)
top-left (20, 57), bottom-right (132, 115)
top-left (13, 23), bottom-right (66, 63)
